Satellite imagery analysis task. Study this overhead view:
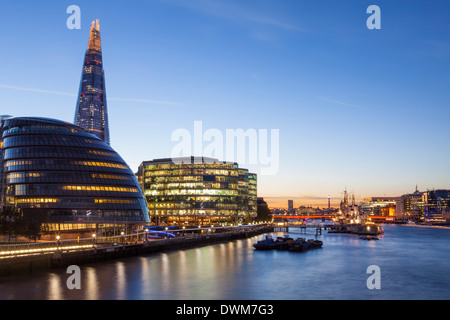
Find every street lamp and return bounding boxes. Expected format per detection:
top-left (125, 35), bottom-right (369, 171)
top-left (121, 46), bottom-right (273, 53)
top-left (92, 233), bottom-right (96, 245)
top-left (56, 235), bottom-right (60, 251)
top-left (121, 231), bottom-right (125, 247)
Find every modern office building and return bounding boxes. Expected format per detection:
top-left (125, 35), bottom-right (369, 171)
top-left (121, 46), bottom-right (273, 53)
top-left (1, 117), bottom-right (149, 238)
top-left (295, 206), bottom-right (315, 215)
top-left (359, 197), bottom-right (399, 222)
top-left (74, 19), bottom-right (110, 144)
top-left (397, 186), bottom-right (424, 221)
top-left (288, 200), bottom-right (294, 214)
top-left (137, 157), bottom-right (257, 225)
top-left (396, 188), bottom-right (450, 222)
top-left (423, 189), bottom-right (450, 222)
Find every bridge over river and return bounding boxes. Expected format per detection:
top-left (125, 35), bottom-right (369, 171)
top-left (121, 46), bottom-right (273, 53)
top-left (274, 223), bottom-right (335, 236)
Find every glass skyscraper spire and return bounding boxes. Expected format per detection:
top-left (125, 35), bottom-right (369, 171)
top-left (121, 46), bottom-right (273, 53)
top-left (74, 19), bottom-right (110, 145)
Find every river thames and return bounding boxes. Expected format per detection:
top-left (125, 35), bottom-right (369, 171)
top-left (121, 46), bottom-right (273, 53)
top-left (0, 224), bottom-right (449, 300)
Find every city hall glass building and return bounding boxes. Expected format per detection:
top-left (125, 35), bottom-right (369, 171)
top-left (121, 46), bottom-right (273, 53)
top-left (0, 116), bottom-right (10, 212)
top-left (1, 117), bottom-right (149, 236)
top-left (137, 157), bottom-right (257, 225)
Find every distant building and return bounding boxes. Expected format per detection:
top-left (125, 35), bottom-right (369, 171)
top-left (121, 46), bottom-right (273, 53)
top-left (397, 186), bottom-right (424, 221)
top-left (360, 197), bottom-right (399, 222)
top-left (395, 197), bottom-right (405, 220)
top-left (295, 206), bottom-right (314, 215)
top-left (137, 157), bottom-right (257, 225)
top-left (423, 189), bottom-right (450, 222)
top-left (288, 200), bottom-right (294, 214)
top-left (396, 186), bottom-right (450, 222)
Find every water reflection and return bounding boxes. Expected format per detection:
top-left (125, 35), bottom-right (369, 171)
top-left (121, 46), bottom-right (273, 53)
top-left (85, 267), bottom-right (99, 300)
top-left (48, 273), bottom-right (63, 300)
top-left (1, 225), bottom-right (450, 300)
top-left (115, 262), bottom-right (126, 300)
top-left (139, 257), bottom-right (151, 298)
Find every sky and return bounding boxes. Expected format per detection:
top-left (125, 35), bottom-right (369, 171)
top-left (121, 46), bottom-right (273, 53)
top-left (0, 0), bottom-right (449, 208)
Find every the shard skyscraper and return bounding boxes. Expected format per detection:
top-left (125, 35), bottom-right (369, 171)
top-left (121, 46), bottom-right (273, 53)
top-left (74, 19), bottom-right (110, 144)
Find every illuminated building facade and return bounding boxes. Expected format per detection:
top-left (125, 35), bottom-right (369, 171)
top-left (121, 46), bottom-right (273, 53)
top-left (288, 200), bottom-right (294, 214)
top-left (1, 117), bottom-right (149, 236)
top-left (74, 19), bottom-right (110, 144)
top-left (137, 157), bottom-right (257, 225)
top-left (423, 189), bottom-right (450, 222)
top-left (0, 116), bottom-right (9, 212)
top-left (397, 186), bottom-right (424, 221)
top-left (360, 197), bottom-right (399, 222)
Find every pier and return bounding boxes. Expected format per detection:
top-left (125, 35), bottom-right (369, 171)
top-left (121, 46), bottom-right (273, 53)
top-left (274, 224), bottom-right (333, 236)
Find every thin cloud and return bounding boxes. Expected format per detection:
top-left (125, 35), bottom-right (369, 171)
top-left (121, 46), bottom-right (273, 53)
top-left (0, 84), bottom-right (76, 97)
top-left (319, 96), bottom-right (376, 111)
top-left (0, 84), bottom-right (196, 107)
top-left (243, 14), bottom-right (303, 32)
top-left (157, 0), bottom-right (306, 32)
top-left (107, 97), bottom-right (197, 107)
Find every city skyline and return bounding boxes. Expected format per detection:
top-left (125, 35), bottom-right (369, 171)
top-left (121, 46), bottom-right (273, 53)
top-left (0, 1), bottom-right (449, 208)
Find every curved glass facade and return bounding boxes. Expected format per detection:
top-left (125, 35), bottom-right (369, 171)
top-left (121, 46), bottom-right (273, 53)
top-left (1, 117), bottom-right (149, 227)
top-left (137, 157), bottom-right (257, 225)
top-left (0, 116), bottom-right (9, 212)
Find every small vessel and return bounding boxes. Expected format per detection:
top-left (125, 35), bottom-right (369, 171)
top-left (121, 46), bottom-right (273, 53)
top-left (288, 238), bottom-right (308, 252)
top-left (359, 235), bottom-right (379, 240)
top-left (253, 235), bottom-right (277, 250)
top-left (275, 235), bottom-right (294, 250)
top-left (306, 239), bottom-right (323, 249)
top-left (327, 225), bottom-right (350, 233)
top-left (288, 238), bottom-right (323, 252)
top-left (254, 234), bottom-right (323, 252)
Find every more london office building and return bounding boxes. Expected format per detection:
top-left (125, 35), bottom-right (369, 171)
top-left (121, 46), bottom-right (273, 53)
top-left (137, 157), bottom-right (257, 225)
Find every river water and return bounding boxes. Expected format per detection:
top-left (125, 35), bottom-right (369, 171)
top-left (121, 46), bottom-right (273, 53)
top-left (0, 225), bottom-right (449, 300)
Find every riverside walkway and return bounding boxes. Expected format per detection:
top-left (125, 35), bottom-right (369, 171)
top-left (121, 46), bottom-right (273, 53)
top-left (0, 224), bottom-right (274, 276)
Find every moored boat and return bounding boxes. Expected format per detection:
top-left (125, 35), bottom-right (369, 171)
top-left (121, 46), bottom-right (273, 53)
top-left (288, 238), bottom-right (308, 252)
top-left (359, 235), bottom-right (379, 240)
top-left (288, 238), bottom-right (323, 252)
top-left (306, 239), bottom-right (323, 249)
top-left (347, 222), bottom-right (383, 235)
top-left (275, 235), bottom-right (294, 250)
top-left (253, 235), bottom-right (277, 250)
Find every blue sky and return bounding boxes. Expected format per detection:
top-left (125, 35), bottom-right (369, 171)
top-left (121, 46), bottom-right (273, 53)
top-left (0, 0), bottom-right (449, 207)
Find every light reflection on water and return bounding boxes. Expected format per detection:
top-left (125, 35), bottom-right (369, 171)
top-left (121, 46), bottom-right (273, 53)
top-left (1, 225), bottom-right (450, 300)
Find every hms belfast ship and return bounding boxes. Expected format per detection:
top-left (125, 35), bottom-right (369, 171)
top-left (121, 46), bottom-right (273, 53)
top-left (329, 190), bottom-right (383, 235)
